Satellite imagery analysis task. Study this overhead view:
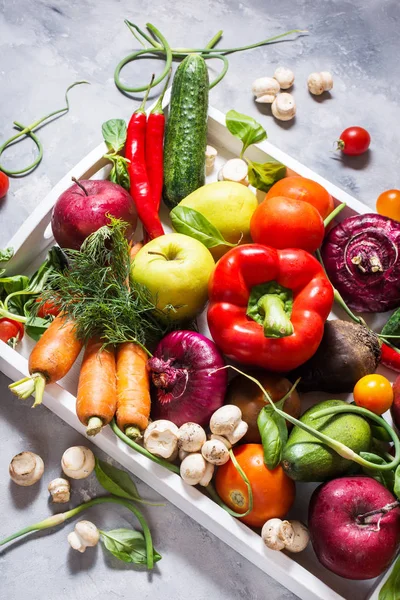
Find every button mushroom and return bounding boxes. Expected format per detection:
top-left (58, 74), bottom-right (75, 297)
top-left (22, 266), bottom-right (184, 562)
top-left (218, 158), bottom-right (249, 186)
top-left (252, 77), bottom-right (280, 103)
top-left (9, 452), bottom-right (44, 486)
top-left (201, 439), bottom-right (230, 465)
top-left (67, 520), bottom-right (99, 553)
top-left (262, 518), bottom-right (309, 553)
top-left (178, 422), bottom-right (206, 453)
top-left (143, 420), bottom-right (179, 460)
top-left (180, 453), bottom-right (214, 486)
top-left (209, 405), bottom-right (248, 445)
top-left (48, 478), bottom-right (71, 503)
top-left (61, 446), bottom-right (95, 480)
top-left (205, 145), bottom-right (218, 172)
top-left (271, 93), bottom-right (296, 121)
top-left (307, 72), bottom-right (333, 95)
top-left (273, 66), bottom-right (295, 90)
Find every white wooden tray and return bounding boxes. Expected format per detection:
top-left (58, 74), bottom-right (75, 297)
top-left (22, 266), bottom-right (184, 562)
top-left (0, 103), bottom-right (394, 600)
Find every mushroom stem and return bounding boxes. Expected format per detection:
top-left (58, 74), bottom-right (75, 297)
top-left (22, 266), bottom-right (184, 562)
top-left (86, 417), bottom-right (103, 437)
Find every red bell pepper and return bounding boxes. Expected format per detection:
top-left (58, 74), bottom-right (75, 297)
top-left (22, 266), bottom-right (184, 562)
top-left (381, 342), bottom-right (400, 373)
top-left (207, 244), bottom-right (334, 372)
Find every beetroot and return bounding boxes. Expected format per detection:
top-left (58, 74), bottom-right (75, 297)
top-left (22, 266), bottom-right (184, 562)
top-left (321, 213), bottom-right (400, 312)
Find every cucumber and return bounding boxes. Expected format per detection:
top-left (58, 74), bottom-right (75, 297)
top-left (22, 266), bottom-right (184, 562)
top-left (163, 55), bottom-right (209, 209)
top-left (381, 307), bottom-right (400, 348)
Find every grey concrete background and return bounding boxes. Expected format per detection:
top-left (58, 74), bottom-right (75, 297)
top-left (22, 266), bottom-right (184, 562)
top-left (1, 0), bottom-right (399, 598)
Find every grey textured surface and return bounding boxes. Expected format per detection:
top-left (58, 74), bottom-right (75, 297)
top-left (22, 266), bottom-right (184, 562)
top-left (0, 1), bottom-right (399, 599)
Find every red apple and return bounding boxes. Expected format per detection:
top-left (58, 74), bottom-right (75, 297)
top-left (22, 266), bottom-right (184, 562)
top-left (309, 476), bottom-right (400, 580)
top-left (51, 179), bottom-right (137, 250)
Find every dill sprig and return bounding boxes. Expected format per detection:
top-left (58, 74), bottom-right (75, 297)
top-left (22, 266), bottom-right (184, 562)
top-left (41, 218), bottom-right (169, 348)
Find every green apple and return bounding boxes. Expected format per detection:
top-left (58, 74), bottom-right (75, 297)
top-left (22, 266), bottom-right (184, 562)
top-left (131, 233), bottom-right (215, 322)
top-left (179, 181), bottom-right (258, 260)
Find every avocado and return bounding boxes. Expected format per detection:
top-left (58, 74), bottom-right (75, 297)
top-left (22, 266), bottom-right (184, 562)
top-left (282, 399), bottom-right (372, 482)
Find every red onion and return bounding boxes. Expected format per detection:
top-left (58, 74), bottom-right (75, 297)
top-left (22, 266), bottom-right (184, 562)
top-left (148, 330), bottom-right (227, 427)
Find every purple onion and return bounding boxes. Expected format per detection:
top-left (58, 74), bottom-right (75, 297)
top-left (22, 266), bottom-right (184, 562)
top-left (148, 330), bottom-right (227, 427)
top-left (321, 213), bottom-right (400, 313)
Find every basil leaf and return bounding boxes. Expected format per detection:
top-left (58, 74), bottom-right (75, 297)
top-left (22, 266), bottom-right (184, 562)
top-left (108, 155), bottom-right (130, 191)
top-left (171, 206), bottom-right (237, 249)
top-left (247, 160), bottom-right (286, 192)
top-left (361, 452), bottom-right (395, 492)
top-left (100, 528), bottom-right (161, 565)
top-left (95, 458), bottom-right (141, 500)
top-left (379, 556), bottom-right (400, 600)
top-left (102, 119), bottom-right (127, 153)
top-left (257, 406), bottom-right (288, 469)
top-left (225, 109), bottom-right (267, 155)
top-left (0, 247), bottom-right (14, 263)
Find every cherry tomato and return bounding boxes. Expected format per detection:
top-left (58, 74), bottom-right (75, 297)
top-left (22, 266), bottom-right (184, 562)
top-left (353, 374), bottom-right (393, 415)
top-left (0, 171), bottom-right (9, 199)
top-left (35, 298), bottom-right (60, 318)
top-left (215, 444), bottom-right (295, 528)
top-left (337, 127), bottom-right (371, 156)
top-left (0, 318), bottom-right (24, 347)
top-left (250, 195), bottom-right (325, 253)
top-left (376, 189), bottom-right (400, 222)
top-left (265, 176), bottom-right (334, 220)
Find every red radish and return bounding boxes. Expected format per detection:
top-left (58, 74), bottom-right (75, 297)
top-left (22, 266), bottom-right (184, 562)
top-left (148, 330), bottom-right (227, 427)
top-left (309, 476), bottom-right (400, 580)
top-left (51, 179), bottom-right (137, 250)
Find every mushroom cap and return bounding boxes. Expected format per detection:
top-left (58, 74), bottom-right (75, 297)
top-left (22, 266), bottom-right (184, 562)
top-left (178, 422), bottom-right (206, 452)
top-left (48, 477), bottom-right (70, 492)
top-left (284, 520), bottom-right (310, 552)
top-left (75, 520), bottom-right (100, 546)
top-left (273, 66), bottom-right (295, 89)
top-left (61, 446), bottom-right (95, 479)
top-left (225, 420), bottom-right (249, 445)
top-left (9, 451), bottom-right (44, 486)
top-left (201, 439), bottom-right (230, 465)
top-left (252, 77), bottom-right (280, 98)
top-left (261, 518), bottom-right (287, 551)
top-left (144, 420), bottom-right (179, 459)
top-left (210, 405), bottom-right (242, 436)
top-left (180, 453), bottom-right (207, 485)
top-left (271, 93), bottom-right (296, 121)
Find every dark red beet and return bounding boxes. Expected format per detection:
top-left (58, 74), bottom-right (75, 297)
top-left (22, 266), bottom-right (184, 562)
top-left (321, 213), bottom-right (400, 312)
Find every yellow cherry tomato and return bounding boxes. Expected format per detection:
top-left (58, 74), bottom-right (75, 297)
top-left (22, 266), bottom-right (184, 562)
top-left (353, 374), bottom-right (394, 415)
top-left (376, 189), bottom-right (400, 222)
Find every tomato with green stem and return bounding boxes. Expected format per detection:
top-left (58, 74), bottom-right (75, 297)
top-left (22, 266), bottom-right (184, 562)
top-left (0, 318), bottom-right (24, 347)
top-left (336, 127), bottom-right (370, 156)
top-left (353, 374), bottom-right (393, 415)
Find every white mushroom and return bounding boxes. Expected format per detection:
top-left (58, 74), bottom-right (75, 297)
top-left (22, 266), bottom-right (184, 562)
top-left (201, 439), bottom-right (230, 465)
top-left (210, 434), bottom-right (232, 449)
top-left (178, 448), bottom-right (190, 462)
top-left (225, 420), bottom-right (248, 445)
top-left (307, 71), bottom-right (333, 95)
top-left (61, 446), bottom-right (95, 480)
top-left (205, 145), bottom-right (218, 172)
top-left (143, 420), bottom-right (179, 460)
top-left (210, 405), bottom-right (242, 436)
top-left (271, 93), bottom-right (296, 121)
top-left (67, 520), bottom-right (99, 553)
top-left (178, 423), bottom-right (206, 453)
top-left (48, 478), bottom-right (71, 503)
top-left (218, 158), bottom-right (249, 186)
top-left (180, 453), bottom-right (214, 486)
top-left (252, 77), bottom-right (280, 103)
top-left (273, 66), bottom-right (295, 90)
top-left (261, 519), bottom-right (309, 553)
top-left (9, 452), bottom-right (44, 486)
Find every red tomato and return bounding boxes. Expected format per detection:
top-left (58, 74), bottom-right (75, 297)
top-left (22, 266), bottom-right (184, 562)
top-left (35, 298), bottom-right (60, 318)
top-left (215, 444), bottom-right (295, 528)
top-left (0, 171), bottom-right (9, 199)
top-left (250, 196), bottom-right (325, 253)
top-left (337, 127), bottom-right (370, 156)
top-left (265, 176), bottom-right (334, 220)
top-left (376, 189), bottom-right (400, 222)
top-left (0, 318), bottom-right (24, 346)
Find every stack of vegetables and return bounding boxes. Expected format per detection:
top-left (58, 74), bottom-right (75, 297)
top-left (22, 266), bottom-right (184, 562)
top-left (3, 49), bottom-right (400, 599)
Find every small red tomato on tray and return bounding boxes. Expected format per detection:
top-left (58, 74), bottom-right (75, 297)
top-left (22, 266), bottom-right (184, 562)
top-left (0, 317), bottom-right (24, 348)
top-left (35, 297), bottom-right (60, 318)
top-left (336, 126), bottom-right (371, 155)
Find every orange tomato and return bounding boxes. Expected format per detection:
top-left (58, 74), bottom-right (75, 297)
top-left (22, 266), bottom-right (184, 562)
top-left (250, 195), bottom-right (324, 253)
top-left (215, 444), bottom-right (295, 528)
top-left (376, 189), bottom-right (400, 222)
top-left (353, 374), bottom-right (394, 415)
top-left (266, 176), bottom-right (334, 220)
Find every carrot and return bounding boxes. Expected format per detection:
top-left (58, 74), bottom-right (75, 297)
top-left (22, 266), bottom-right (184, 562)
top-left (130, 241), bottom-right (143, 261)
top-left (9, 315), bottom-right (83, 407)
top-left (116, 342), bottom-right (151, 439)
top-left (76, 338), bottom-right (117, 436)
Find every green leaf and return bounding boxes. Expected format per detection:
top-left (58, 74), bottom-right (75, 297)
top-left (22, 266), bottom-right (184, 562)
top-left (95, 458), bottom-right (141, 500)
top-left (257, 406), bottom-right (288, 469)
top-left (360, 452), bottom-right (395, 492)
top-left (394, 464), bottom-right (400, 499)
top-left (247, 160), bottom-right (287, 192)
top-left (0, 247), bottom-right (14, 263)
top-left (170, 206), bottom-right (237, 249)
top-left (108, 155), bottom-right (130, 191)
top-left (370, 423), bottom-right (393, 442)
top-left (102, 119), bottom-right (127, 153)
top-left (379, 556), bottom-right (400, 600)
top-left (100, 528), bottom-right (162, 565)
top-left (225, 109), bottom-right (267, 156)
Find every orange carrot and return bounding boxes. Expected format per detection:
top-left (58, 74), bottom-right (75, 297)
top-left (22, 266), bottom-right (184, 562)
top-left (9, 315), bottom-right (83, 407)
top-left (116, 342), bottom-right (151, 439)
top-left (130, 242), bottom-right (143, 261)
top-left (76, 338), bottom-right (117, 436)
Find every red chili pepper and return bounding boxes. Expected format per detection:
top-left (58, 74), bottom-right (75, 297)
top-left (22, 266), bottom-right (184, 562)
top-left (125, 75), bottom-right (164, 240)
top-left (381, 342), bottom-right (400, 373)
